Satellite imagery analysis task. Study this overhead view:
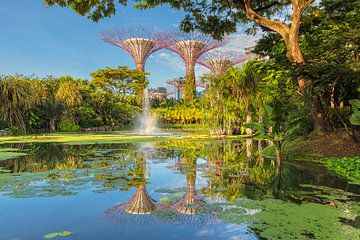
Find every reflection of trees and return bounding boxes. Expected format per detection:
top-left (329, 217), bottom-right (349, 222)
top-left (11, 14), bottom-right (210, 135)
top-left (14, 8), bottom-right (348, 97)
top-left (202, 140), bottom-right (357, 203)
top-left (0, 143), bottom-right (143, 198)
top-left (0, 143), bottom-right (83, 173)
top-left (203, 140), bottom-right (279, 201)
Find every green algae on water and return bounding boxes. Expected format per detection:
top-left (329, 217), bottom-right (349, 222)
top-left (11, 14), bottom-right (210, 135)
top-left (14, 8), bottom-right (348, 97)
top-left (217, 198), bottom-right (360, 240)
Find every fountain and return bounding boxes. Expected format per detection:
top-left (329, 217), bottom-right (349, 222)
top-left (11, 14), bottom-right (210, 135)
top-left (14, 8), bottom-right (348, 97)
top-left (137, 88), bottom-right (157, 134)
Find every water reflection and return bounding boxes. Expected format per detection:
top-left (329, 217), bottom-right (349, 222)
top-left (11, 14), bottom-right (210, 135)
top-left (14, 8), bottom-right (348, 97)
top-left (104, 148), bottom-right (158, 225)
top-left (0, 140), bottom-right (359, 239)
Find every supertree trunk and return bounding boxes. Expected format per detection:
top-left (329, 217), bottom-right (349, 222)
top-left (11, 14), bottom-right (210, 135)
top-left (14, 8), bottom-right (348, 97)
top-left (155, 31), bottom-right (227, 101)
top-left (185, 64), bottom-right (196, 101)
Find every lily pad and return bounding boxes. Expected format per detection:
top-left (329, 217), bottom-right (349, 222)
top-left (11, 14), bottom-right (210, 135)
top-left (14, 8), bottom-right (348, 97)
top-left (43, 231), bottom-right (73, 239)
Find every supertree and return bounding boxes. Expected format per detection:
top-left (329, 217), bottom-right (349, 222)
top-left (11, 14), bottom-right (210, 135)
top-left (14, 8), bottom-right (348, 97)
top-left (160, 158), bottom-right (218, 226)
top-left (198, 50), bottom-right (248, 76)
top-left (101, 26), bottom-right (160, 71)
top-left (156, 31), bottom-right (227, 100)
top-left (166, 77), bottom-right (186, 99)
top-left (148, 87), bottom-right (174, 101)
top-left (103, 152), bottom-right (158, 225)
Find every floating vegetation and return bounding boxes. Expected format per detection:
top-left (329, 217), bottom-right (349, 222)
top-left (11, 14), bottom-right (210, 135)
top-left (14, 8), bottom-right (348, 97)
top-left (43, 231), bottom-right (73, 239)
top-left (0, 147), bottom-right (27, 160)
top-left (216, 198), bottom-right (360, 240)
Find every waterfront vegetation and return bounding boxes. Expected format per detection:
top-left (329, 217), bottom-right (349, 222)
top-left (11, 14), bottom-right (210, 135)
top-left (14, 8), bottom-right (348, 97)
top-left (0, 0), bottom-right (359, 239)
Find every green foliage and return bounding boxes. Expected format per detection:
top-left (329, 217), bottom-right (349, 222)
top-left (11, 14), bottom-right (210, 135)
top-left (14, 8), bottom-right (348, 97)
top-left (0, 75), bottom-right (39, 133)
top-left (9, 126), bottom-right (22, 135)
top-left (44, 0), bottom-right (300, 39)
top-left (244, 104), bottom-right (303, 161)
top-left (155, 102), bottom-right (204, 125)
top-left (324, 156), bottom-right (360, 182)
top-left (0, 66), bottom-right (146, 133)
top-left (58, 120), bottom-right (81, 132)
top-left (349, 99), bottom-right (360, 126)
top-left (91, 66), bottom-right (147, 126)
top-left (78, 119), bottom-right (104, 128)
top-left (0, 119), bottom-right (8, 130)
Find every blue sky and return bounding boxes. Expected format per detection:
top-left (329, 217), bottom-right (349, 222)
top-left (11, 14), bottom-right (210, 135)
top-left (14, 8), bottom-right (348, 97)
top-left (0, 0), bottom-right (259, 87)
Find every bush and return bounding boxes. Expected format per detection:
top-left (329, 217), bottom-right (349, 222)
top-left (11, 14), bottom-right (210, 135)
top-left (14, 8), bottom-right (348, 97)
top-left (58, 120), bottom-right (81, 132)
top-left (79, 119), bottom-right (104, 128)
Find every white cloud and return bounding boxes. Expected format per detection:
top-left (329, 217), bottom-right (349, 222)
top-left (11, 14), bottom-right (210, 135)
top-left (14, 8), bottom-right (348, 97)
top-left (219, 31), bottom-right (263, 53)
top-left (152, 51), bottom-right (186, 72)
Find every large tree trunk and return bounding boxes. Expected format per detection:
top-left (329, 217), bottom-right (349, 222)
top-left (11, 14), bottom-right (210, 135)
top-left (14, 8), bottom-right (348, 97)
top-left (244, 0), bottom-right (323, 132)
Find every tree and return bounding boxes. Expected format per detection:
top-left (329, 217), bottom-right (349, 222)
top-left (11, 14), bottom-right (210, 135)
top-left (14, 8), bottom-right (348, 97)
top-left (253, 0), bottom-right (360, 133)
top-left (55, 76), bottom-right (83, 120)
top-left (35, 77), bottom-right (64, 132)
top-left (90, 66), bottom-right (148, 126)
top-left (0, 75), bottom-right (39, 133)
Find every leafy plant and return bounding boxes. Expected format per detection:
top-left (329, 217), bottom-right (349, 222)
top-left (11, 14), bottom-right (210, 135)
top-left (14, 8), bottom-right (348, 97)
top-left (349, 99), bottom-right (360, 126)
top-left (78, 119), bottom-right (104, 128)
top-left (0, 119), bottom-right (8, 130)
top-left (245, 104), bottom-right (303, 161)
top-left (58, 120), bottom-right (81, 132)
top-left (324, 156), bottom-right (360, 182)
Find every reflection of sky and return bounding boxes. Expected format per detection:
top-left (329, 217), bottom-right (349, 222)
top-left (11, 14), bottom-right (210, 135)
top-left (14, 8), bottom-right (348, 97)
top-left (0, 145), bottom-right (256, 240)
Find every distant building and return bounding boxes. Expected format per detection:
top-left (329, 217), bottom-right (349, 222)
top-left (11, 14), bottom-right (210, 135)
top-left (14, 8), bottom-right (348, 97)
top-left (166, 77), bottom-right (186, 100)
top-left (148, 87), bottom-right (173, 101)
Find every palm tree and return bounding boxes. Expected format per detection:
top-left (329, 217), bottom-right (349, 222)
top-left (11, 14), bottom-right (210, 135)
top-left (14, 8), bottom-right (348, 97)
top-left (0, 75), bottom-right (38, 133)
top-left (226, 62), bottom-right (261, 134)
top-left (55, 76), bottom-right (82, 121)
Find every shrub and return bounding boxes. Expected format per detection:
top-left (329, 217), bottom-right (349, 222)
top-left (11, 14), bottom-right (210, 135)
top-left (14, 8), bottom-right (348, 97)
top-left (58, 120), bottom-right (81, 132)
top-left (79, 119), bottom-right (104, 128)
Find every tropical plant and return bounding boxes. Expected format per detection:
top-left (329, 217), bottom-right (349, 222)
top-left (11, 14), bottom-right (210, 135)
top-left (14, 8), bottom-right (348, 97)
top-left (349, 99), bottom-right (360, 126)
top-left (58, 120), bottom-right (81, 132)
top-left (0, 75), bottom-right (39, 133)
top-left (55, 76), bottom-right (82, 120)
top-left (245, 104), bottom-right (303, 162)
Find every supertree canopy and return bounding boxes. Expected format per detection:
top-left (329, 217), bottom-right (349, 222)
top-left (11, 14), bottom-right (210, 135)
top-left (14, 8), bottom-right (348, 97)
top-left (156, 31), bottom-right (227, 100)
top-left (198, 50), bottom-right (248, 76)
top-left (101, 26), bottom-right (161, 71)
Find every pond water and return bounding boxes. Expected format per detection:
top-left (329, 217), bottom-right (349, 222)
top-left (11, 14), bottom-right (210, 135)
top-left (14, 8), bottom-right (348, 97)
top-left (0, 140), bottom-right (359, 240)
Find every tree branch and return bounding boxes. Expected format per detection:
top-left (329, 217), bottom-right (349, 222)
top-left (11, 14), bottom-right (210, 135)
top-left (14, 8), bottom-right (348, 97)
top-left (242, 0), bottom-right (290, 39)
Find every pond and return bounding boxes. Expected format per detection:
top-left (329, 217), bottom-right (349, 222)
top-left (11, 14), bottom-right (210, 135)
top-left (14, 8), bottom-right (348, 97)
top-left (0, 139), bottom-right (359, 239)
